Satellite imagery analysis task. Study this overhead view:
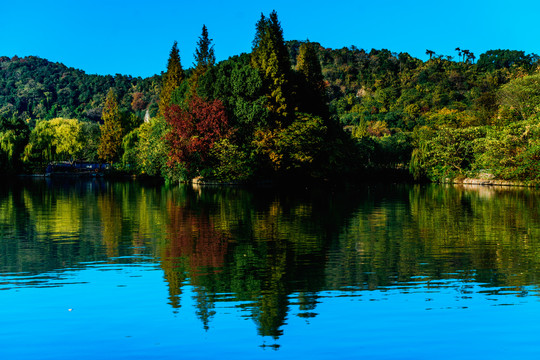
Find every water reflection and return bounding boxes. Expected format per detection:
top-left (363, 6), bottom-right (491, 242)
top-left (2, 179), bottom-right (540, 341)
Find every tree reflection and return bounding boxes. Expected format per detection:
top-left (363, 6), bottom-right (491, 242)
top-left (5, 180), bottom-right (540, 342)
top-left (161, 193), bottom-right (229, 311)
top-left (157, 186), bottom-right (338, 339)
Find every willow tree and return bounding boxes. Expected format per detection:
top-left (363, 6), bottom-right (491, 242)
top-left (98, 88), bottom-right (123, 163)
top-left (159, 41), bottom-right (184, 116)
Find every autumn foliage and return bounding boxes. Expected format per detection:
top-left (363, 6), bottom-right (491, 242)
top-left (165, 96), bottom-right (230, 175)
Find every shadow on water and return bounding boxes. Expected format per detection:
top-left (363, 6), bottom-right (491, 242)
top-left (2, 179), bottom-right (540, 341)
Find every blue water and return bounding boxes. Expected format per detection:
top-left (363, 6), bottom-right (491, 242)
top-left (1, 180), bottom-right (540, 359)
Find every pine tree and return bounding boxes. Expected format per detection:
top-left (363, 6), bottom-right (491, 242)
top-left (159, 41), bottom-right (184, 116)
top-left (190, 25), bottom-right (216, 96)
top-left (98, 88), bottom-right (123, 163)
top-left (251, 10), bottom-right (293, 123)
top-left (194, 25), bottom-right (215, 68)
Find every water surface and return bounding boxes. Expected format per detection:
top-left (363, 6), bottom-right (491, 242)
top-left (2, 179), bottom-right (540, 359)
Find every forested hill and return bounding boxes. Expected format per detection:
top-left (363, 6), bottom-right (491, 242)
top-left (0, 55), bottom-right (162, 122)
top-left (287, 42), bottom-right (539, 129)
top-left (3, 35), bottom-right (540, 185)
top-left (1, 46), bottom-right (538, 128)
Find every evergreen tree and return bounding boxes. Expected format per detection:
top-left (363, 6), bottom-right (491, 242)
top-left (251, 11), bottom-right (294, 123)
top-left (194, 25), bottom-right (215, 68)
top-left (159, 41), bottom-right (184, 116)
top-left (190, 25), bottom-right (216, 96)
top-left (98, 88), bottom-right (123, 163)
top-left (296, 41), bottom-right (328, 117)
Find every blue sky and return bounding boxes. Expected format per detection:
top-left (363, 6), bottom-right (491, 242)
top-left (2, 0), bottom-right (539, 78)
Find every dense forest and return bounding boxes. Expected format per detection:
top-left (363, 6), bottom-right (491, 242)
top-left (1, 11), bottom-right (540, 184)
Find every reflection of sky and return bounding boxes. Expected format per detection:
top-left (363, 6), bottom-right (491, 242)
top-left (2, 262), bottom-right (540, 360)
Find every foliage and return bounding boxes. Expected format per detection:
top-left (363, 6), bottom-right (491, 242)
top-left (121, 129), bottom-right (140, 173)
top-left (0, 115), bottom-right (29, 171)
top-left (164, 96), bottom-right (230, 181)
top-left (136, 117), bottom-right (170, 177)
top-left (209, 138), bottom-right (255, 182)
top-left (194, 25), bottom-right (215, 69)
top-left (497, 73), bottom-right (540, 121)
top-left (477, 50), bottom-right (538, 72)
top-left (189, 25), bottom-right (216, 97)
top-left (2, 14), bottom-right (540, 181)
top-left (23, 117), bottom-right (89, 164)
top-left (409, 126), bottom-right (486, 181)
top-left (296, 41), bottom-right (328, 117)
top-left (78, 121), bottom-right (100, 162)
top-left (251, 11), bottom-right (294, 122)
top-left (0, 55), bottom-right (160, 122)
top-left (254, 113), bottom-right (327, 174)
top-left (159, 41), bottom-right (184, 116)
top-left (98, 89), bottom-right (123, 163)
top-left (474, 118), bottom-right (540, 182)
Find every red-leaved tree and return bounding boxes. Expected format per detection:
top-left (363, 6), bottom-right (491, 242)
top-left (165, 96), bottom-right (229, 176)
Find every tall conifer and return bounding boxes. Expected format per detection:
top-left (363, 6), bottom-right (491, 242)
top-left (159, 41), bottom-right (184, 116)
top-left (296, 41), bottom-right (328, 117)
top-left (98, 88), bottom-right (123, 163)
top-left (189, 25), bottom-right (215, 96)
top-left (194, 25), bottom-right (215, 68)
top-left (251, 10), bottom-right (293, 123)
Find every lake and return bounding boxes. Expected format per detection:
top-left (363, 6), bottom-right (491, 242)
top-left (2, 179), bottom-right (540, 359)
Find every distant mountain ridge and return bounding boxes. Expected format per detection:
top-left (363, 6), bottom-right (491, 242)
top-left (0, 55), bottom-right (161, 122)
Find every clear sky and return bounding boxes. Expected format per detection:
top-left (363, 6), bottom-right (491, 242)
top-left (2, 0), bottom-right (539, 78)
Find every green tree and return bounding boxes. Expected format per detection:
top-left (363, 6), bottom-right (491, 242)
top-left (498, 73), bottom-right (540, 121)
top-left (190, 25), bottom-right (216, 97)
top-left (253, 113), bottom-right (327, 175)
top-left (194, 24), bottom-right (215, 69)
top-left (136, 117), bottom-right (169, 177)
top-left (0, 115), bottom-right (29, 172)
top-left (251, 11), bottom-right (294, 123)
top-left (121, 128), bottom-right (140, 173)
top-left (50, 118), bottom-right (83, 160)
top-left (23, 118), bottom-right (84, 165)
top-left (409, 126), bottom-right (486, 181)
top-left (159, 41), bottom-right (184, 116)
top-left (78, 121), bottom-right (100, 162)
top-left (98, 88), bottom-right (123, 163)
top-left (296, 41), bottom-right (328, 117)
top-left (23, 120), bottom-right (55, 164)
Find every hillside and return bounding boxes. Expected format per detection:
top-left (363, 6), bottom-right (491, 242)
top-left (2, 46), bottom-right (537, 130)
top-left (2, 25), bottom-right (540, 185)
top-left (0, 55), bottom-right (161, 122)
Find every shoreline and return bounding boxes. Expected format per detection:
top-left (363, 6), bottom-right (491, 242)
top-left (444, 178), bottom-right (534, 188)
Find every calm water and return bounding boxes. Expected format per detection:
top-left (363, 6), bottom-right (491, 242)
top-left (2, 179), bottom-right (540, 359)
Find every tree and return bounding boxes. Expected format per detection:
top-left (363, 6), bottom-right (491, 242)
top-left (296, 41), bottom-right (328, 117)
top-left (98, 88), bottom-right (123, 163)
top-left (194, 25), bottom-right (215, 68)
top-left (136, 117), bottom-right (169, 177)
top-left (477, 50), bottom-right (534, 71)
top-left (190, 25), bottom-right (216, 96)
top-left (159, 41), bottom-right (184, 116)
top-left (165, 96), bottom-right (230, 181)
top-left (498, 73), bottom-right (540, 121)
top-left (0, 115), bottom-right (29, 172)
top-left (251, 11), bottom-right (294, 123)
top-left (51, 118), bottom-right (83, 160)
top-left (23, 118), bottom-right (84, 164)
